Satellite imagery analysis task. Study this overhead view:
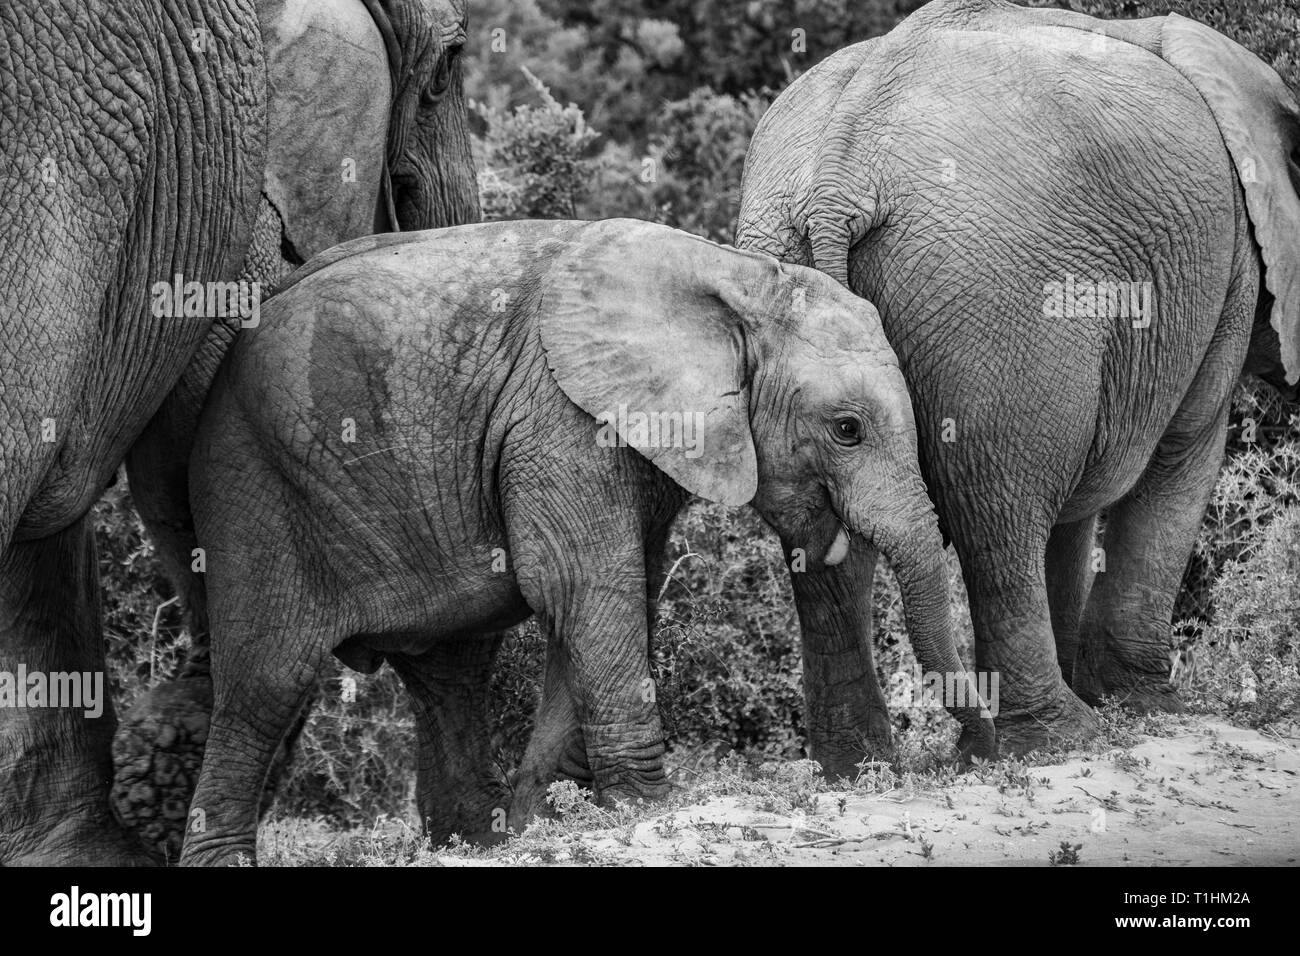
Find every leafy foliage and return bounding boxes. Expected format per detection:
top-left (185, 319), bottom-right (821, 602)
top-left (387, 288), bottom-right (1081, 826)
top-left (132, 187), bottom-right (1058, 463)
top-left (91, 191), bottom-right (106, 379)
top-left (1194, 506), bottom-right (1300, 725)
top-left (94, 483), bottom-right (188, 711)
top-left (473, 68), bottom-right (600, 220)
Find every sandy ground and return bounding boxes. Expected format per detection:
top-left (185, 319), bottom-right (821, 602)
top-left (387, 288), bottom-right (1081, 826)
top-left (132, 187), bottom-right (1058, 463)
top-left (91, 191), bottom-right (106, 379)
top-left (486, 719), bottom-right (1297, 866)
top-left (582, 720), bottom-right (1299, 866)
top-left (263, 717), bottom-right (1299, 866)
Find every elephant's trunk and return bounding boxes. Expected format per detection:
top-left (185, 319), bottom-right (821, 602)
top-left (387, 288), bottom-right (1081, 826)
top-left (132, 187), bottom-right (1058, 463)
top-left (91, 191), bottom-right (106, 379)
top-left (846, 479), bottom-right (998, 760)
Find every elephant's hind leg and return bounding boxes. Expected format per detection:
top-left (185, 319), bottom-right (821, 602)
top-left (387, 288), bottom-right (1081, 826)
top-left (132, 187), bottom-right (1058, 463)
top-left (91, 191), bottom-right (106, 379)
top-left (387, 635), bottom-right (510, 845)
top-left (1072, 406), bottom-right (1232, 712)
top-left (948, 501), bottom-right (1099, 756)
top-left (180, 600), bottom-right (330, 866)
top-left (0, 519), bottom-right (152, 865)
top-left (1045, 514), bottom-right (1100, 687)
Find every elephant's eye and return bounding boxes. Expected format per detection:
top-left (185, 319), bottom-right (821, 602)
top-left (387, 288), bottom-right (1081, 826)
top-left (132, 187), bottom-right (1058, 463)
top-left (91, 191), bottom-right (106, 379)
top-left (423, 44), bottom-right (460, 104)
top-left (832, 416), bottom-right (863, 446)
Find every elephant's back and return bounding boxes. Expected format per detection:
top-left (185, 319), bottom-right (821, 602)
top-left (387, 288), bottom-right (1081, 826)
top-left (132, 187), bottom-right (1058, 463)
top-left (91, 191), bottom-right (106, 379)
top-left (864, 16), bottom-right (1239, 334)
top-left (212, 224), bottom-right (552, 453)
top-left (854, 13), bottom-right (1245, 503)
top-left (888, 16), bottom-right (1232, 199)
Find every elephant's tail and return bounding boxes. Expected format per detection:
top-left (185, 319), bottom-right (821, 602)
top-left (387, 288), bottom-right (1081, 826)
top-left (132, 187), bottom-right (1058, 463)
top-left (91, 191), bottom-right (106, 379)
top-left (805, 204), bottom-right (874, 290)
top-left (807, 218), bottom-right (852, 287)
top-left (802, 149), bottom-right (880, 289)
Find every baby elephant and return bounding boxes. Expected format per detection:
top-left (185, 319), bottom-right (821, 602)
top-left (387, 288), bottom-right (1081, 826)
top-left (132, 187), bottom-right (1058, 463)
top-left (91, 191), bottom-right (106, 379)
top-left (180, 218), bottom-right (994, 864)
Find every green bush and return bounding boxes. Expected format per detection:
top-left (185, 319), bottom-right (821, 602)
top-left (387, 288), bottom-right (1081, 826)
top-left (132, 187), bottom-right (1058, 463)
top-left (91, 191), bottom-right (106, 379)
top-left (651, 504), bottom-right (805, 758)
top-left (463, 0), bottom-right (914, 145)
top-left (1180, 392), bottom-right (1300, 620)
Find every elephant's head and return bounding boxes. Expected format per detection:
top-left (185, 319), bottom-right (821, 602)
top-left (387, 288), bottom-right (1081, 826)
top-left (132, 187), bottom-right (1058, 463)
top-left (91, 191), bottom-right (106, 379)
top-left (361, 0), bottom-right (478, 232)
top-left (538, 219), bottom-right (997, 758)
top-left (258, 0), bottom-right (478, 263)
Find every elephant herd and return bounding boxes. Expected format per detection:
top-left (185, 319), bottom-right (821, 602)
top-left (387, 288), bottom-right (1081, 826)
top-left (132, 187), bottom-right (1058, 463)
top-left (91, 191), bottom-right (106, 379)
top-left (1, 0), bottom-right (1296, 866)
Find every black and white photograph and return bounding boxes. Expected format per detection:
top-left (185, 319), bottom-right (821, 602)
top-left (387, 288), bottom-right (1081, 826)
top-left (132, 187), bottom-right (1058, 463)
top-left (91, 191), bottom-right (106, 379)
top-left (0, 0), bottom-right (1295, 919)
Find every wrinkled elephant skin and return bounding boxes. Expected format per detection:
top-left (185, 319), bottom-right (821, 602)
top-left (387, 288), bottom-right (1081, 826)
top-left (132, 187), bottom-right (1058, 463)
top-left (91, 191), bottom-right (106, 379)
top-left (737, 0), bottom-right (1300, 756)
top-left (178, 219), bottom-right (993, 864)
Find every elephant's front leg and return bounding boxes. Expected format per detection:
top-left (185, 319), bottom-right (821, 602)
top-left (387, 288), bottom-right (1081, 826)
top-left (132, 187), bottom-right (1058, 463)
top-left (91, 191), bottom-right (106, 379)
top-left (0, 519), bottom-right (151, 865)
top-left (508, 631), bottom-right (592, 832)
top-left (1073, 409), bottom-right (1231, 711)
top-left (509, 521), bottom-right (679, 829)
top-left (784, 536), bottom-right (893, 779)
top-left (387, 635), bottom-right (511, 845)
top-left (514, 536), bottom-right (667, 810)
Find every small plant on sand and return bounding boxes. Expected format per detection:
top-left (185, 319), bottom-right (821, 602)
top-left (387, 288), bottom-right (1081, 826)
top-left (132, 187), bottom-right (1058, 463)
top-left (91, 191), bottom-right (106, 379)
top-left (1048, 841), bottom-right (1083, 866)
top-left (546, 780), bottom-right (595, 818)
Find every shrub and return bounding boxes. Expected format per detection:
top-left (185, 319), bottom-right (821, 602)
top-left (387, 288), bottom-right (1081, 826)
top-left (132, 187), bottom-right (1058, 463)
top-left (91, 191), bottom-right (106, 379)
top-left (1180, 393), bottom-right (1300, 620)
top-left (94, 481), bottom-right (187, 712)
top-left (472, 67), bottom-right (601, 220)
top-left (273, 665), bottom-right (416, 825)
top-left (1193, 506), bottom-right (1300, 726)
top-left (652, 503), bottom-right (805, 759)
top-left (640, 87), bottom-right (771, 243)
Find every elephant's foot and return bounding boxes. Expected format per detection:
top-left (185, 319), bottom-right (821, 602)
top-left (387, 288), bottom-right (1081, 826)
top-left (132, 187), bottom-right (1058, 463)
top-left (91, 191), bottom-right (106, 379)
top-left (956, 718), bottom-right (998, 764)
top-left (994, 687), bottom-right (1100, 756)
top-left (420, 781), bottom-right (514, 846)
top-left (808, 709), bottom-right (895, 781)
top-left (510, 766), bottom-right (668, 826)
top-left (110, 675), bottom-right (213, 863)
top-left (1122, 683), bottom-right (1187, 714)
top-left (5, 809), bottom-right (158, 866)
top-left (179, 839), bottom-right (256, 867)
top-left (585, 722), bottom-right (670, 811)
top-left (507, 730), bottom-right (596, 834)
top-left (1080, 678), bottom-right (1187, 715)
top-left (1072, 645), bottom-right (1187, 714)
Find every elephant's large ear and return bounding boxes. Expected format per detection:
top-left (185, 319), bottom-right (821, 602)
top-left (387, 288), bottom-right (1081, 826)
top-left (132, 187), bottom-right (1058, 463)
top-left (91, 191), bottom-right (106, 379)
top-left (538, 220), bottom-right (771, 507)
top-left (257, 0), bottom-right (391, 262)
top-left (1161, 14), bottom-right (1300, 387)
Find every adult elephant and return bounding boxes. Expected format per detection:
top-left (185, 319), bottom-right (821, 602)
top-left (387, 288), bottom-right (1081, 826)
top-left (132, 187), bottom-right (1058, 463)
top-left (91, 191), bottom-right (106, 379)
top-left (737, 0), bottom-right (1300, 763)
top-left (0, 0), bottom-right (476, 865)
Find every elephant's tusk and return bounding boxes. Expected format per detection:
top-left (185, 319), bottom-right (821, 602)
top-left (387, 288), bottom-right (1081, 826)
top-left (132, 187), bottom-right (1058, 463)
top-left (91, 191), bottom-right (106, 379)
top-left (824, 525), bottom-right (851, 566)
